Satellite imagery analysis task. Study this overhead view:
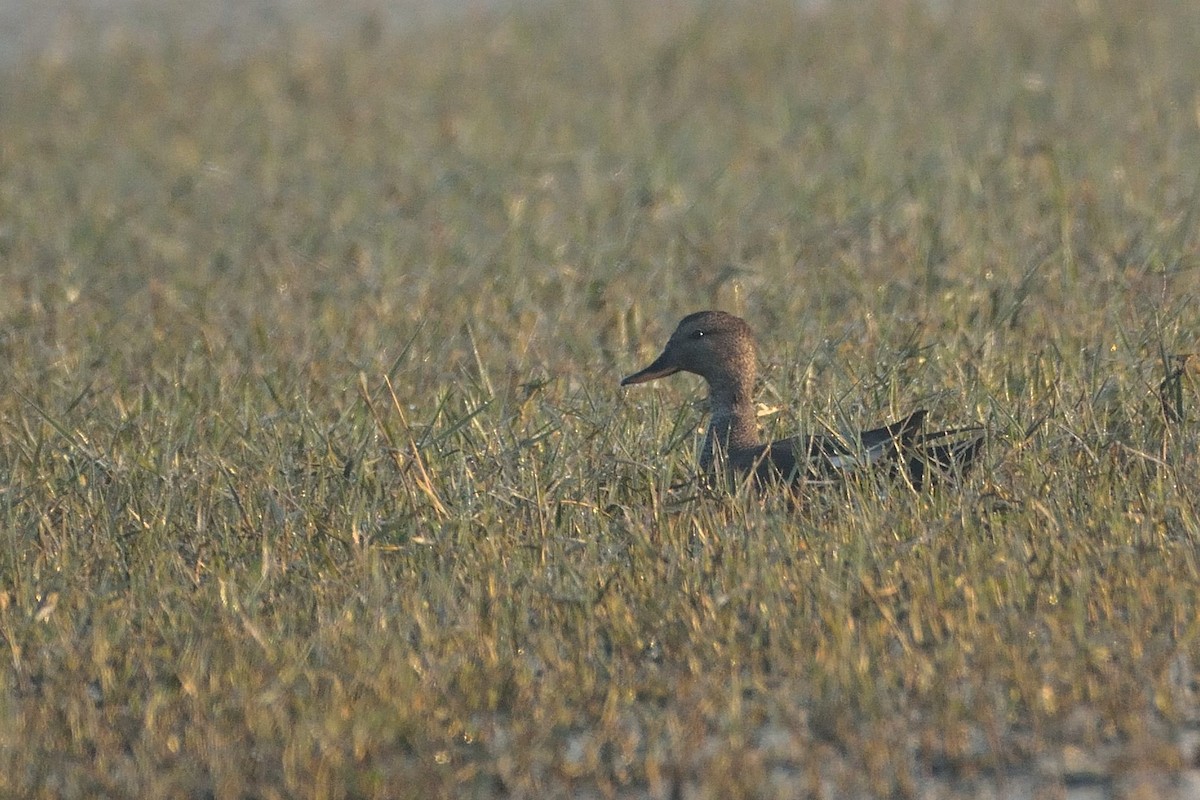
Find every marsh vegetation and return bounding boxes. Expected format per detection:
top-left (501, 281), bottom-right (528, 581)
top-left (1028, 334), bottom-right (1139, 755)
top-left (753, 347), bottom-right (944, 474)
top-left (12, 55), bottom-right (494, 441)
top-left (2, 1), bottom-right (1199, 796)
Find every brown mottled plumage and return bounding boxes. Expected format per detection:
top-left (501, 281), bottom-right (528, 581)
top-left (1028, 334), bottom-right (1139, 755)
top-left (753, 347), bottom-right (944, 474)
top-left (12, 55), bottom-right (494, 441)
top-left (621, 310), bottom-right (983, 489)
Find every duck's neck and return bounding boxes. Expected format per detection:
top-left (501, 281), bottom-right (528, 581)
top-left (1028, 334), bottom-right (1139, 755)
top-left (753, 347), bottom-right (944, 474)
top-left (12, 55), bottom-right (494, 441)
top-left (700, 381), bottom-right (760, 472)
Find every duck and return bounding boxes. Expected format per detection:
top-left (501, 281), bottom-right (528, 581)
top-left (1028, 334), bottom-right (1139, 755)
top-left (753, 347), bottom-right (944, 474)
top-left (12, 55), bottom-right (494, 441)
top-left (620, 310), bottom-right (984, 490)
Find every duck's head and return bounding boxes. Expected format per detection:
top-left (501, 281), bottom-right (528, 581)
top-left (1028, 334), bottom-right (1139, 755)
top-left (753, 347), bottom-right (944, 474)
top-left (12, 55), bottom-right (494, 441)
top-left (621, 310), bottom-right (757, 391)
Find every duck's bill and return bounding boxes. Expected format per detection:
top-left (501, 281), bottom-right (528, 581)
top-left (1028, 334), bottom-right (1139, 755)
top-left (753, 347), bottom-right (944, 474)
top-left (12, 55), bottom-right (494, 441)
top-left (620, 354), bottom-right (680, 386)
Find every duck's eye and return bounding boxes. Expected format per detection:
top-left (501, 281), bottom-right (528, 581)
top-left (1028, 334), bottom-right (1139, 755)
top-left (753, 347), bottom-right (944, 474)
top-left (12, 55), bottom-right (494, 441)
top-left (689, 330), bottom-right (706, 340)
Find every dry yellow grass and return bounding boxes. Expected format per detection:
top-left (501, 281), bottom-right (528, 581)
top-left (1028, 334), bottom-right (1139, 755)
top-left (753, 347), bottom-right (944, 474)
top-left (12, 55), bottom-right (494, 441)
top-left (2, 0), bottom-right (1200, 797)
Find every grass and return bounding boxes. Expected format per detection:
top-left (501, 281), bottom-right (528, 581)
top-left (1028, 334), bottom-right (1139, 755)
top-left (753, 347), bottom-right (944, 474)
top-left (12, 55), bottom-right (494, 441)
top-left (1, 0), bottom-right (1200, 796)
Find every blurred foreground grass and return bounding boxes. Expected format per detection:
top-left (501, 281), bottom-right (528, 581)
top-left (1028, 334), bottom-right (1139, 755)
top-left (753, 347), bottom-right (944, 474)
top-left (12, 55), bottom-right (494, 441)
top-left (2, 0), bottom-right (1200, 796)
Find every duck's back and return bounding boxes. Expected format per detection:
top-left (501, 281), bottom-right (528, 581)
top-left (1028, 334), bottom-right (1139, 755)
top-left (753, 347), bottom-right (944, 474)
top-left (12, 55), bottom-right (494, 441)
top-left (736, 411), bottom-right (928, 486)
